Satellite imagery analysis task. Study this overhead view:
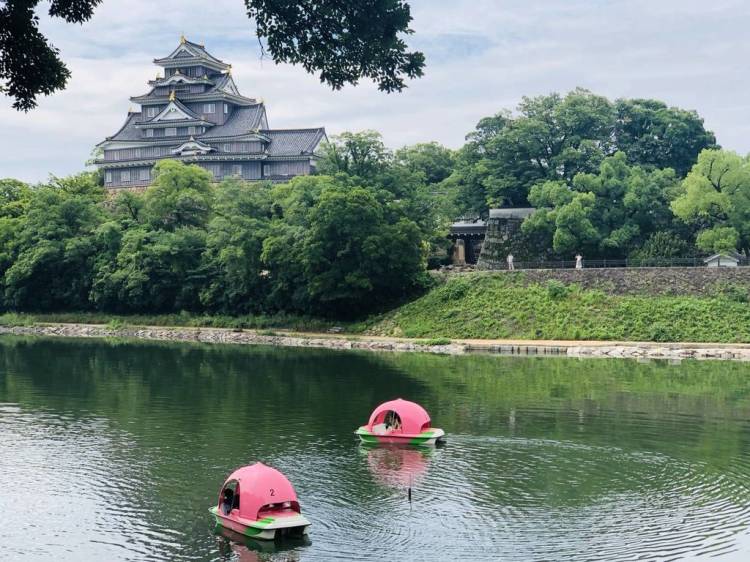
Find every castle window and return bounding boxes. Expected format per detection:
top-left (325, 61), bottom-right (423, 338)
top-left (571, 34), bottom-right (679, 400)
top-left (146, 129), bottom-right (154, 138)
top-left (188, 126), bottom-right (196, 135)
top-left (165, 127), bottom-right (177, 137)
top-left (146, 106), bottom-right (158, 118)
top-left (105, 171), bottom-right (112, 183)
top-left (203, 103), bottom-right (216, 113)
top-left (224, 104), bottom-right (229, 114)
top-left (121, 170), bottom-right (131, 183)
top-left (139, 169), bottom-right (149, 181)
top-left (263, 164), bottom-right (270, 177)
top-left (232, 164), bottom-right (242, 177)
top-left (223, 143), bottom-right (231, 152)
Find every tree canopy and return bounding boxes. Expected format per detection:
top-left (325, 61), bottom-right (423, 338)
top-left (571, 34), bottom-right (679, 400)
top-left (671, 149), bottom-right (750, 255)
top-left (449, 89), bottom-right (717, 215)
top-left (0, 153), bottom-right (443, 316)
top-left (1, 0), bottom-right (423, 111)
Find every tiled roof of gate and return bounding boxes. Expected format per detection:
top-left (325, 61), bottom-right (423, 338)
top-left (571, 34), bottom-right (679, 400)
top-left (264, 128), bottom-right (327, 155)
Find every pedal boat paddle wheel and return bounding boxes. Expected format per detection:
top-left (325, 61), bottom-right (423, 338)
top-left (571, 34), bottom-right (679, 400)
top-left (209, 463), bottom-right (311, 540)
top-left (356, 398), bottom-right (445, 446)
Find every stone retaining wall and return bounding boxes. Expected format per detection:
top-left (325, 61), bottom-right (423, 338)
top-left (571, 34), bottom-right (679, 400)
top-left (2, 323), bottom-right (750, 361)
top-left (476, 267), bottom-right (750, 296)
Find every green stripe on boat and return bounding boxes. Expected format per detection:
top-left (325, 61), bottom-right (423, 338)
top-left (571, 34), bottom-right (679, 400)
top-left (244, 517), bottom-right (275, 537)
top-left (409, 431), bottom-right (435, 445)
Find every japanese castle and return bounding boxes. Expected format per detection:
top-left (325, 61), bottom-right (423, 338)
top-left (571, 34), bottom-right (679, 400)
top-left (96, 37), bottom-right (326, 189)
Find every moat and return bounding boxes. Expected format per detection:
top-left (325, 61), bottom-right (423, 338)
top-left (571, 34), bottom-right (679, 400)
top-left (2, 336), bottom-right (750, 561)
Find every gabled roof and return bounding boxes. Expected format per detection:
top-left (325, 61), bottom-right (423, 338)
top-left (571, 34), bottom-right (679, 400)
top-left (102, 112), bottom-right (143, 142)
top-left (171, 137), bottom-right (214, 156)
top-left (149, 99), bottom-right (201, 123)
top-left (150, 73), bottom-right (213, 87)
top-left (200, 104), bottom-right (268, 138)
top-left (263, 128), bottom-right (327, 156)
top-left (703, 253), bottom-right (741, 263)
top-left (154, 38), bottom-right (229, 69)
top-left (211, 74), bottom-right (240, 96)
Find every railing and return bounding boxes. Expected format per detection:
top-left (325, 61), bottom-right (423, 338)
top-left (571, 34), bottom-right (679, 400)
top-left (496, 257), bottom-right (749, 270)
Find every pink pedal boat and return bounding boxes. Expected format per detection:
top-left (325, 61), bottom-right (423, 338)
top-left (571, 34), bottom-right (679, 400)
top-left (355, 398), bottom-right (446, 446)
top-left (209, 463), bottom-right (311, 540)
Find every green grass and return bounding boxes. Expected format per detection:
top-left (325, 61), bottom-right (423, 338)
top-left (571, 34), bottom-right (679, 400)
top-left (0, 311), bottom-right (340, 333)
top-left (3, 273), bottom-right (750, 344)
top-left (0, 312), bottom-right (36, 327)
top-left (361, 273), bottom-right (750, 344)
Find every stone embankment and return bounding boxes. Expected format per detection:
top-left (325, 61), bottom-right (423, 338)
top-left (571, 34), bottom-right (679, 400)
top-left (0, 324), bottom-right (464, 355)
top-left (439, 267), bottom-right (750, 297)
top-left (2, 323), bottom-right (750, 361)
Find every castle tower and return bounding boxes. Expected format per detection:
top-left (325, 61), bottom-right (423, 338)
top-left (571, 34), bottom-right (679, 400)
top-left (96, 38), bottom-right (326, 189)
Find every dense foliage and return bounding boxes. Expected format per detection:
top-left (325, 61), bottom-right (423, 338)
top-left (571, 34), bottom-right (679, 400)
top-left (1, 0), bottom-right (422, 111)
top-left (447, 89), bottom-right (717, 215)
top-left (0, 157), bottom-right (443, 317)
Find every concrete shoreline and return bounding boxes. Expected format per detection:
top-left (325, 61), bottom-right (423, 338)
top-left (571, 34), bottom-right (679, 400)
top-left (2, 322), bottom-right (750, 361)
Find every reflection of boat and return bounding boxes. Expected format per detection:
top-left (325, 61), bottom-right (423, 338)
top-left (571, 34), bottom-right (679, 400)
top-left (214, 523), bottom-right (311, 556)
top-left (364, 444), bottom-right (432, 489)
top-left (355, 398), bottom-right (445, 446)
top-left (209, 462), bottom-right (311, 540)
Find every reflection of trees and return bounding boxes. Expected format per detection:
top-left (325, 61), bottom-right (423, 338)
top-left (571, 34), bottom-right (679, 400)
top-left (377, 352), bottom-right (750, 471)
top-left (3, 336), bottom-right (750, 553)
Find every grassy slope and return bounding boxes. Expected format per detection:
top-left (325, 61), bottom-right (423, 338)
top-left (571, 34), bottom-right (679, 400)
top-left (360, 273), bottom-right (750, 343)
top-left (3, 273), bottom-right (750, 343)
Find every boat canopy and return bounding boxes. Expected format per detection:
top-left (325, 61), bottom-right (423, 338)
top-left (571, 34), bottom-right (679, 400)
top-left (367, 398), bottom-right (432, 435)
top-left (221, 462), bottom-right (300, 521)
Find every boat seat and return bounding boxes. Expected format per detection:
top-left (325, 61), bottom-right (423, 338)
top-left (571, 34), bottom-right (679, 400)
top-left (372, 423), bottom-right (388, 435)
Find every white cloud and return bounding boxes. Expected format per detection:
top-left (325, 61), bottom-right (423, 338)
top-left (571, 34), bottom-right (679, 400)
top-left (1, 0), bottom-right (749, 182)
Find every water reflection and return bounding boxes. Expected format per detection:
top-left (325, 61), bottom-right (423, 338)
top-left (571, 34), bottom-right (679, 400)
top-left (2, 336), bottom-right (750, 561)
top-left (362, 445), bottom-right (433, 489)
top-left (214, 526), bottom-right (310, 561)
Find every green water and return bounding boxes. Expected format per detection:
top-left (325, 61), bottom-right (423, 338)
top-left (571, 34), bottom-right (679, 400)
top-left (1, 336), bottom-right (750, 561)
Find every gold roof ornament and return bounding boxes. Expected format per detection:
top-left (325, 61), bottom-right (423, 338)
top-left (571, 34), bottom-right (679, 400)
top-left (169, 90), bottom-right (176, 102)
top-left (180, 34), bottom-right (186, 44)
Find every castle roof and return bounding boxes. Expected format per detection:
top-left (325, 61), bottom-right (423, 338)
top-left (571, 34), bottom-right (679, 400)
top-left (97, 39), bottom-right (326, 160)
top-left (154, 38), bottom-right (229, 70)
top-left (263, 128), bottom-right (327, 156)
top-left (199, 104), bottom-right (267, 138)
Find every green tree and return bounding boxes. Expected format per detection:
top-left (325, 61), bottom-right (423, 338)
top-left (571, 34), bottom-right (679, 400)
top-left (394, 142), bottom-right (455, 184)
top-left (615, 99), bottom-right (718, 176)
top-left (0, 178), bottom-right (31, 218)
top-left (200, 179), bottom-right (273, 313)
top-left (695, 227), bottom-right (740, 255)
top-left (452, 91), bottom-right (716, 216)
top-left (524, 153), bottom-right (682, 258)
top-left (145, 160), bottom-right (213, 230)
top-left (671, 149), bottom-right (750, 254)
top-left (318, 131), bottom-right (391, 178)
top-left (3, 173), bottom-right (105, 310)
top-left (91, 226), bottom-right (207, 312)
top-left (262, 175), bottom-right (427, 316)
top-left (451, 89), bottom-right (615, 212)
top-left (2, 0), bottom-right (423, 111)
top-left (629, 231), bottom-right (690, 261)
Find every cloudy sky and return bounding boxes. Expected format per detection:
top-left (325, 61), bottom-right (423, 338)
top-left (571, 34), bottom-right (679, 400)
top-left (2, 0), bottom-right (749, 183)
